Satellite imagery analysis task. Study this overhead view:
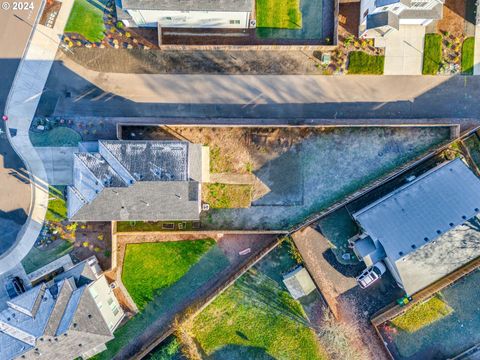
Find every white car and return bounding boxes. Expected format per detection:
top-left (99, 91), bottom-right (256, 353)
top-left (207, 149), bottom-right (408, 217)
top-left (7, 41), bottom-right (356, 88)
top-left (356, 262), bottom-right (387, 289)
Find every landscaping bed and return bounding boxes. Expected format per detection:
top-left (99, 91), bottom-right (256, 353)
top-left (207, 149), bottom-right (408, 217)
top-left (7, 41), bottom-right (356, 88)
top-left (117, 221), bottom-right (201, 232)
top-left (203, 184), bottom-right (252, 209)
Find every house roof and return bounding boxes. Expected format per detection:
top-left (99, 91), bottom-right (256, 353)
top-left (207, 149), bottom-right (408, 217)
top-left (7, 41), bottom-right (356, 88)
top-left (68, 140), bottom-right (206, 221)
top-left (0, 259), bottom-right (115, 360)
top-left (399, 2), bottom-right (443, 20)
top-left (353, 158), bottom-right (480, 294)
top-left (118, 0), bottom-right (253, 12)
top-left (366, 11), bottom-right (400, 30)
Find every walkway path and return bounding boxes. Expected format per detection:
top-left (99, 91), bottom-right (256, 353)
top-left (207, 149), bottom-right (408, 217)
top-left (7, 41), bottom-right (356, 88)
top-left (0, 0), bottom-right (73, 274)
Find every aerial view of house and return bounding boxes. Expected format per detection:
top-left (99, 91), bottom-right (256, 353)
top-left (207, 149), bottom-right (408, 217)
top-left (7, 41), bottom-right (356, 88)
top-left (1, 0), bottom-right (480, 358)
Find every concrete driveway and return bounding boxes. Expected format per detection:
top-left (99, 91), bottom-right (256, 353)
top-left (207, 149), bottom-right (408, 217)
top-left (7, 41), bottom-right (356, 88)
top-left (36, 146), bottom-right (77, 185)
top-left (384, 25), bottom-right (426, 75)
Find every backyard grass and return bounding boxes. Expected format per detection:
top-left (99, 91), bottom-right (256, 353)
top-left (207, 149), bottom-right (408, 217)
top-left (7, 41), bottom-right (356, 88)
top-left (461, 37), bottom-right (475, 75)
top-left (64, 0), bottom-right (106, 42)
top-left (347, 51), bottom-right (384, 74)
top-left (147, 336), bottom-right (183, 360)
top-left (46, 186), bottom-right (67, 222)
top-left (30, 127), bottom-right (82, 147)
top-left (203, 183), bottom-right (252, 208)
top-left (122, 240), bottom-right (216, 310)
top-left (256, 0), bottom-right (302, 29)
top-left (192, 269), bottom-right (326, 360)
top-left (21, 240), bottom-right (73, 274)
top-left (422, 34), bottom-right (442, 75)
top-left (391, 295), bottom-right (453, 333)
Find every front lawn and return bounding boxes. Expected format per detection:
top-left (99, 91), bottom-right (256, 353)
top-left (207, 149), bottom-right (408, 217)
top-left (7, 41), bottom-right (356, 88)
top-left (65, 0), bottom-right (106, 42)
top-left (46, 186), bottom-right (67, 222)
top-left (256, 0), bottom-right (302, 29)
top-left (422, 34), bottom-right (442, 75)
top-left (122, 240), bottom-right (216, 310)
top-left (347, 51), bottom-right (384, 74)
top-left (21, 240), bottom-right (73, 274)
top-left (461, 37), bottom-right (475, 75)
top-left (192, 270), bottom-right (326, 360)
top-left (203, 183), bottom-right (252, 208)
top-left (390, 295), bottom-right (453, 333)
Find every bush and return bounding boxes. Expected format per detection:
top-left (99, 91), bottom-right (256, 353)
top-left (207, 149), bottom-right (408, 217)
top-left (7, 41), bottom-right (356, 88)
top-left (347, 51), bottom-right (384, 74)
top-left (422, 34), bottom-right (442, 75)
top-left (461, 37), bottom-right (475, 75)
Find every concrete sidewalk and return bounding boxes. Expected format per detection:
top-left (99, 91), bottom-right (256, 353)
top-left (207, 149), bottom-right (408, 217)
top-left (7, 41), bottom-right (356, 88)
top-left (1, 0), bottom-right (73, 274)
top-left (384, 25), bottom-right (426, 75)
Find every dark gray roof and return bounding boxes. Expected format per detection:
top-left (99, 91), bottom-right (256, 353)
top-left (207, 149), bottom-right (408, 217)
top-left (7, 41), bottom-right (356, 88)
top-left (375, 0), bottom-right (411, 8)
top-left (366, 11), bottom-right (399, 30)
top-left (354, 158), bottom-right (480, 294)
top-left (119, 0), bottom-right (253, 12)
top-left (68, 140), bottom-right (205, 221)
top-left (71, 181), bottom-right (200, 221)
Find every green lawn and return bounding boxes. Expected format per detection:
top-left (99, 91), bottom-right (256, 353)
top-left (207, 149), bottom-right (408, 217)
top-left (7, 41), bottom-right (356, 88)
top-left (391, 295), bottom-right (453, 333)
top-left (422, 34), bottom-right (442, 75)
top-left (122, 240), bottom-right (216, 310)
top-left (461, 37), bottom-right (475, 75)
top-left (256, 0), bottom-right (302, 29)
top-left (64, 0), bottom-right (106, 42)
top-left (21, 240), bottom-right (73, 274)
top-left (203, 183), bottom-right (252, 208)
top-left (147, 337), bottom-right (184, 360)
top-left (30, 127), bottom-right (82, 147)
top-left (46, 186), bottom-right (67, 222)
top-left (347, 51), bottom-right (384, 74)
top-left (192, 269), bottom-right (326, 360)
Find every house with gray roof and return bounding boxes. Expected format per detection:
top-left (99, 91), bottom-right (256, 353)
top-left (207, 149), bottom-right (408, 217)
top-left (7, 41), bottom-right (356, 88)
top-left (67, 140), bottom-right (209, 222)
top-left (352, 158), bottom-right (480, 295)
top-left (115, 0), bottom-right (254, 32)
top-left (359, 0), bottom-right (444, 39)
top-left (0, 256), bottom-right (124, 360)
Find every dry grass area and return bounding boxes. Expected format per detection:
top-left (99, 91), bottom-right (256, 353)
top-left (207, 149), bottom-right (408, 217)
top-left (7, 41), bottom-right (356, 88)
top-left (171, 126), bottom-right (325, 174)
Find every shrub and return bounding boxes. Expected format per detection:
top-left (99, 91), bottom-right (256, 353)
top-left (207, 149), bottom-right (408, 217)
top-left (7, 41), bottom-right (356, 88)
top-left (422, 34), bottom-right (442, 75)
top-left (461, 37), bottom-right (475, 75)
top-left (347, 51), bottom-right (384, 75)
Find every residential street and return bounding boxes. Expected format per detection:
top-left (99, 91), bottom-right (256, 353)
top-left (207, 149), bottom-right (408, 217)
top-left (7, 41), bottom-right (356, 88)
top-left (39, 52), bottom-right (480, 123)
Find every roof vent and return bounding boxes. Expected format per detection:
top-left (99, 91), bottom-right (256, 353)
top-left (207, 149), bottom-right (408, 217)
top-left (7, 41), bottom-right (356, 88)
top-left (424, 237), bottom-right (429, 242)
top-left (411, 244), bottom-right (416, 249)
top-left (88, 314), bottom-right (92, 319)
top-left (436, 230), bottom-right (442, 234)
top-left (462, 215), bottom-right (467, 220)
top-left (476, 208), bottom-right (479, 212)
top-left (399, 251), bottom-right (404, 256)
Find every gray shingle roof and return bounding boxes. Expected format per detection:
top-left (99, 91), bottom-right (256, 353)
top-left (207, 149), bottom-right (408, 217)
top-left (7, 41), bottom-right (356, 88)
top-left (119, 0), bottom-right (253, 12)
top-left (68, 140), bottom-right (206, 221)
top-left (354, 158), bottom-right (480, 294)
top-left (366, 11), bottom-right (399, 30)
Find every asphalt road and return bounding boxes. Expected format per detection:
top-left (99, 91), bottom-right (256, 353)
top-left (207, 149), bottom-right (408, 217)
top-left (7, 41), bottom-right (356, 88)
top-left (0, 0), bottom-right (42, 113)
top-left (38, 53), bottom-right (480, 124)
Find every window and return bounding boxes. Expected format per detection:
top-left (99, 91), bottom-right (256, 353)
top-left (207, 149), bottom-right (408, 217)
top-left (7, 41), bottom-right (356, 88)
top-left (412, 1), bottom-right (428, 7)
top-left (229, 20), bottom-right (241, 24)
top-left (363, 9), bottom-right (369, 18)
top-left (90, 287), bottom-right (98, 299)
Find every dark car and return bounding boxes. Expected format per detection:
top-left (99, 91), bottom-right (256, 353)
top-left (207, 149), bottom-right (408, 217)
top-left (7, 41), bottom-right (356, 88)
top-left (5, 276), bottom-right (26, 299)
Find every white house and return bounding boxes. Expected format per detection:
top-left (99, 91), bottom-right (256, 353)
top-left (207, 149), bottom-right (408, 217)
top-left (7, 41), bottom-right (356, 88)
top-left (359, 0), bottom-right (444, 39)
top-left (116, 0), bottom-right (254, 29)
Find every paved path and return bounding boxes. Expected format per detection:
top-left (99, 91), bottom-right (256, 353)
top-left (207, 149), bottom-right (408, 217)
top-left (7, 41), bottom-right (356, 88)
top-left (48, 54), bottom-right (480, 122)
top-left (1, 0), bottom-right (73, 274)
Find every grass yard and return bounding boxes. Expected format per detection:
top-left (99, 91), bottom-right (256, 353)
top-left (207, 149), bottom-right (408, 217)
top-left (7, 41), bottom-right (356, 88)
top-left (203, 183), bottom-right (252, 208)
top-left (64, 0), bottom-right (106, 42)
top-left (191, 245), bottom-right (326, 360)
top-left (122, 240), bottom-right (215, 310)
top-left (391, 296), bottom-right (453, 333)
top-left (30, 127), bottom-right (82, 147)
top-left (21, 240), bottom-right (73, 274)
top-left (147, 336), bottom-right (184, 360)
top-left (422, 34), bottom-right (442, 75)
top-left (347, 51), bottom-right (384, 74)
top-left (256, 0), bottom-right (302, 29)
top-left (461, 37), bottom-right (475, 75)
top-left (46, 186), bottom-right (67, 222)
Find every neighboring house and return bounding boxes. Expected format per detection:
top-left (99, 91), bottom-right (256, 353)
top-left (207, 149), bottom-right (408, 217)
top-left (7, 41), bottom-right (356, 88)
top-left (67, 140), bottom-right (210, 222)
top-left (359, 0), bottom-right (444, 39)
top-left (351, 158), bottom-right (480, 296)
top-left (115, 0), bottom-right (254, 29)
top-left (0, 257), bottom-right (124, 360)
top-left (282, 266), bottom-right (317, 300)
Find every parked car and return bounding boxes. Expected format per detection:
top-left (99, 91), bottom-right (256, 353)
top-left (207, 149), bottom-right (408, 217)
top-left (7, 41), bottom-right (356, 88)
top-left (5, 276), bottom-right (26, 299)
top-left (356, 262), bottom-right (387, 289)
